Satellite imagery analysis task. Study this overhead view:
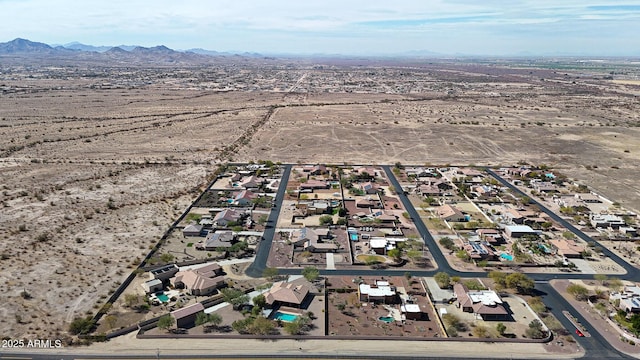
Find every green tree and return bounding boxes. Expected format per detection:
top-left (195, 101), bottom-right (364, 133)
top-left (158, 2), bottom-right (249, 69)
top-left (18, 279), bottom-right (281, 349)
top-left (567, 283), bottom-right (589, 301)
top-left (157, 315), bottom-right (175, 332)
top-left (221, 288), bottom-right (250, 307)
top-left (387, 248), bottom-right (402, 262)
top-left (407, 250), bottom-right (422, 262)
top-left (195, 312), bottom-right (210, 326)
top-left (525, 319), bottom-right (545, 339)
top-left (252, 294), bottom-right (266, 309)
top-left (439, 237), bottom-right (455, 250)
top-left (527, 297), bottom-right (547, 314)
top-left (495, 274), bottom-right (517, 289)
top-left (69, 317), bottom-right (95, 335)
top-left (434, 272), bottom-right (451, 289)
top-left (302, 266), bottom-right (320, 282)
top-left (319, 215), bottom-right (333, 225)
top-left (496, 322), bottom-right (507, 336)
top-left (248, 316), bottom-right (275, 335)
top-left (505, 273), bottom-right (535, 294)
top-left (232, 317), bottom-right (252, 334)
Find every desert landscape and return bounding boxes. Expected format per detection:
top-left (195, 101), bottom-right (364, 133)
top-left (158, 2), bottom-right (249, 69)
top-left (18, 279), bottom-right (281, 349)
top-left (1, 46), bottom-right (640, 342)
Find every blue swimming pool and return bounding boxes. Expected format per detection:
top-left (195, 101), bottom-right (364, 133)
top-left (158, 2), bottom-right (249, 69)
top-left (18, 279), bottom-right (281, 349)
top-left (155, 292), bottom-right (169, 302)
top-left (350, 233), bottom-right (358, 241)
top-left (500, 253), bottom-right (514, 261)
top-left (378, 316), bottom-right (394, 323)
top-left (273, 311), bottom-right (299, 322)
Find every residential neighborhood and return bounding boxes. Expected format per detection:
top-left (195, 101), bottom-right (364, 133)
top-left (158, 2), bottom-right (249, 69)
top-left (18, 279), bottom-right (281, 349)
top-left (88, 162), bottom-right (639, 357)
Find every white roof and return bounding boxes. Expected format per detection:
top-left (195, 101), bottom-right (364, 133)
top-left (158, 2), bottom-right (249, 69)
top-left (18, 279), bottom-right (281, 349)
top-left (359, 283), bottom-right (395, 297)
top-left (468, 290), bottom-right (503, 306)
top-left (505, 225), bottom-right (536, 233)
top-left (369, 238), bottom-right (388, 248)
top-left (402, 304), bottom-right (421, 313)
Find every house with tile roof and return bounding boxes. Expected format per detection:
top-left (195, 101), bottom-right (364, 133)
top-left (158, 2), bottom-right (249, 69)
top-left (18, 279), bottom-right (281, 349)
top-left (264, 281), bottom-right (312, 308)
top-left (170, 263), bottom-right (225, 296)
top-left (453, 283), bottom-right (508, 320)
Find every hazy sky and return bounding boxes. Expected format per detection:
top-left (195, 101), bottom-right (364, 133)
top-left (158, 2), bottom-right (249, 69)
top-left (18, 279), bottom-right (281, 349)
top-left (1, 0), bottom-right (639, 55)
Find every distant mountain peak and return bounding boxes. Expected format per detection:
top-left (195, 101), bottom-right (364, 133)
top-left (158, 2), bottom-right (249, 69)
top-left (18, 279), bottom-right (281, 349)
top-left (0, 38), bottom-right (53, 53)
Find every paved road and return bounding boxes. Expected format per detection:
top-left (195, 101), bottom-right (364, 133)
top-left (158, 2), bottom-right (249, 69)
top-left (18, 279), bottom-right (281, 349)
top-left (485, 168), bottom-right (639, 278)
top-left (245, 164), bottom-right (292, 277)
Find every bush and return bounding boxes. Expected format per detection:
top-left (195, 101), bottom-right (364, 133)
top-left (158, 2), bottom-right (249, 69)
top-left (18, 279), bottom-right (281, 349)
top-left (567, 283), bottom-right (589, 301)
top-left (434, 272), bottom-right (451, 289)
top-left (439, 237), bottom-right (455, 250)
top-left (69, 317), bottom-right (95, 335)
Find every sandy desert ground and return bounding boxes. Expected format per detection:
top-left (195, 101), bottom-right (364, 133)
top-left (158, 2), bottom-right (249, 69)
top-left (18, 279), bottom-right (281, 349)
top-left (1, 58), bottom-right (639, 339)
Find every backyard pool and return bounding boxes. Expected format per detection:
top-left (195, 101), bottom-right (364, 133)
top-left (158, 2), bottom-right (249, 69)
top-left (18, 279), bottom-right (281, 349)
top-left (155, 292), bottom-right (170, 302)
top-left (273, 311), bottom-right (300, 322)
top-left (500, 253), bottom-right (514, 261)
top-left (378, 316), bottom-right (394, 323)
top-left (349, 233), bottom-right (358, 241)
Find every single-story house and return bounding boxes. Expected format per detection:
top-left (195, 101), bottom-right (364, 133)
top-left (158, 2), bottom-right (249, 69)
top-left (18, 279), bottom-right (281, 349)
top-left (238, 175), bottom-right (264, 189)
top-left (203, 231), bottom-right (235, 250)
top-left (356, 197), bottom-right (379, 208)
top-left (417, 184), bottom-right (442, 197)
top-left (549, 239), bottom-right (586, 258)
top-left (359, 280), bottom-right (398, 304)
top-left (356, 167), bottom-right (377, 178)
top-left (503, 225), bottom-right (539, 240)
top-left (531, 181), bottom-right (557, 193)
top-left (213, 209), bottom-right (241, 227)
top-left (265, 281), bottom-right (312, 308)
top-left (291, 227), bottom-right (337, 253)
top-left (464, 241), bottom-right (497, 260)
top-left (471, 185), bottom-right (497, 199)
top-left (233, 190), bottom-right (256, 206)
top-left (370, 237), bottom-right (391, 255)
top-left (182, 223), bottom-right (204, 237)
top-left (150, 264), bottom-right (179, 282)
top-left (359, 182), bottom-right (378, 194)
top-left (170, 263), bottom-right (225, 296)
top-left (300, 179), bottom-right (330, 190)
top-left (454, 283), bottom-right (508, 320)
top-left (477, 229), bottom-right (503, 245)
top-left (590, 214), bottom-right (625, 229)
top-left (171, 302), bottom-right (205, 329)
top-left (141, 279), bottom-right (163, 294)
top-left (401, 303), bottom-right (426, 320)
top-left (436, 204), bottom-right (466, 222)
top-left (575, 193), bottom-right (601, 203)
top-left (297, 200), bottom-right (331, 215)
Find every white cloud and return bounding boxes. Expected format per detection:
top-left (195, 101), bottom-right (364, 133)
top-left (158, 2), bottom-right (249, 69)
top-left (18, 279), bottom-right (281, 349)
top-left (0, 0), bottom-right (638, 54)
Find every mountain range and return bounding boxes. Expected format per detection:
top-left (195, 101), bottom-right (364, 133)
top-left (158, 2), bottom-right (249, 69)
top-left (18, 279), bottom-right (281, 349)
top-left (0, 38), bottom-right (266, 64)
